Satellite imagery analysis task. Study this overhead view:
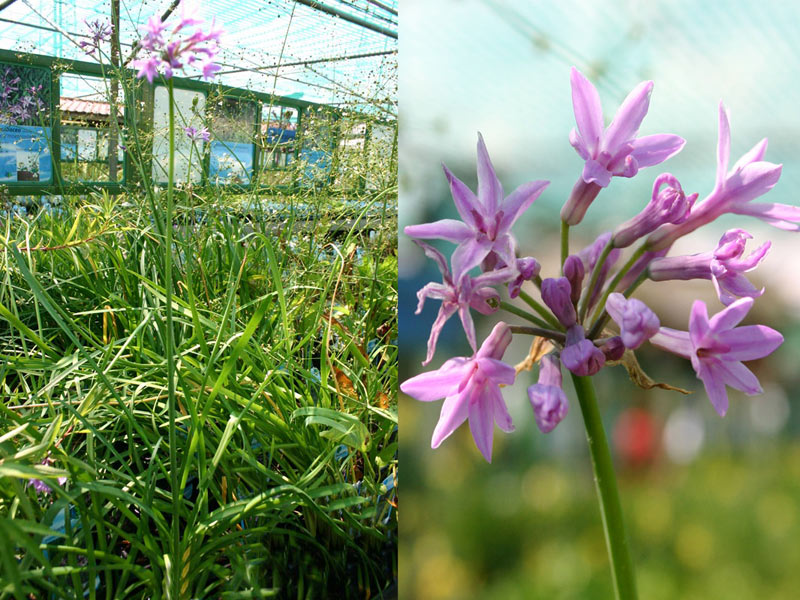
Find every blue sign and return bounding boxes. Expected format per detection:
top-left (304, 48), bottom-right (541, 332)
top-left (209, 141), bottom-right (254, 185)
top-left (0, 125), bottom-right (52, 183)
top-left (300, 147), bottom-right (331, 184)
top-left (266, 126), bottom-right (296, 144)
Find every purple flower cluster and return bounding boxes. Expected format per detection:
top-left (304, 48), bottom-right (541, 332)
top-left (402, 67), bottom-right (793, 462)
top-left (132, 9), bottom-right (223, 83)
top-left (184, 125), bottom-right (210, 142)
top-left (79, 19), bottom-right (112, 55)
top-left (0, 67), bottom-right (45, 125)
top-left (27, 456), bottom-right (67, 496)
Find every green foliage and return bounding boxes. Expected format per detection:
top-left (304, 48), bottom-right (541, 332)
top-left (0, 189), bottom-right (398, 599)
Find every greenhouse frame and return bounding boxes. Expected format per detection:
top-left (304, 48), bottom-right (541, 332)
top-left (0, 0), bottom-right (398, 197)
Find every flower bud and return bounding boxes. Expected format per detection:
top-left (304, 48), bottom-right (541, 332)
top-left (541, 277), bottom-right (577, 328)
top-left (613, 174), bottom-right (697, 248)
top-left (508, 256), bottom-right (541, 298)
top-left (605, 293), bottom-right (660, 349)
top-left (561, 325), bottom-right (605, 376)
top-left (600, 336), bottom-right (626, 361)
top-left (562, 254), bottom-right (585, 305)
top-left (528, 354), bottom-right (569, 433)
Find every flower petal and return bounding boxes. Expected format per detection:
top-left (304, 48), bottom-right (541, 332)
top-left (415, 282), bottom-right (450, 313)
top-left (476, 357), bottom-right (516, 385)
top-left (491, 386), bottom-right (515, 433)
top-left (498, 179), bottom-right (549, 233)
top-left (696, 361), bottom-right (730, 416)
top-left (707, 296), bottom-right (754, 332)
top-left (570, 67), bottom-right (604, 156)
top-left (457, 304), bottom-right (478, 354)
top-left (476, 322), bottom-right (514, 361)
top-left (714, 359), bottom-right (762, 395)
top-left (582, 158), bottom-right (612, 187)
top-left (716, 325), bottom-right (783, 361)
top-left (400, 358), bottom-right (468, 402)
top-left (689, 300), bottom-right (711, 348)
top-left (413, 240), bottom-right (450, 279)
top-left (468, 388), bottom-right (495, 462)
top-left (472, 265), bottom-right (515, 289)
top-left (476, 133), bottom-right (503, 215)
top-left (451, 236), bottom-right (493, 279)
top-left (604, 80), bottom-right (653, 151)
top-left (605, 292), bottom-right (625, 324)
top-left (487, 234), bottom-right (519, 272)
top-left (724, 161), bottom-right (782, 205)
top-left (469, 286), bottom-right (502, 315)
top-left (731, 201), bottom-right (800, 231)
top-left (423, 303), bottom-right (459, 365)
top-left (431, 390), bottom-right (470, 448)
top-left (629, 134), bottom-right (685, 168)
top-left (569, 127), bottom-right (591, 160)
top-left (716, 102), bottom-right (731, 190)
top-left (442, 165), bottom-right (480, 228)
top-left (404, 219), bottom-right (474, 243)
top-left (649, 327), bottom-right (693, 359)
top-left (720, 239), bottom-right (770, 272)
top-left (714, 273), bottom-right (763, 306)
top-left (731, 138), bottom-right (768, 172)
top-left (561, 339), bottom-right (605, 376)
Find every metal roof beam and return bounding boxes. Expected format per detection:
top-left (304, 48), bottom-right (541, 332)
top-left (291, 0), bottom-right (397, 39)
top-left (0, 0), bottom-right (21, 13)
top-left (211, 48), bottom-right (395, 76)
top-left (366, 0), bottom-right (397, 17)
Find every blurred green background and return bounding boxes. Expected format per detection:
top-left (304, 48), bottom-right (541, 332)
top-left (398, 0), bottom-right (800, 598)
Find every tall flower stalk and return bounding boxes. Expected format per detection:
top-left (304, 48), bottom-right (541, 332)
top-left (402, 67), bottom-right (796, 599)
top-left (132, 7), bottom-right (222, 597)
top-left (164, 77), bottom-right (181, 599)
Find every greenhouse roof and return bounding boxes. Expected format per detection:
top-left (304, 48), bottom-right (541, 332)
top-left (0, 0), bottom-right (397, 111)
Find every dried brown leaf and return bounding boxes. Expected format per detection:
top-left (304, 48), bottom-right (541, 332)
top-left (515, 337), bottom-right (555, 375)
top-left (616, 350), bottom-right (692, 395)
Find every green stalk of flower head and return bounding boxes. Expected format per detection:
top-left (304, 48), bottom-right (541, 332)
top-left (165, 78), bottom-right (182, 600)
top-left (571, 374), bottom-right (638, 599)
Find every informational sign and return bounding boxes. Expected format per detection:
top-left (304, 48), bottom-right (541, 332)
top-left (60, 129), bottom-right (78, 160)
top-left (209, 141), bottom-right (253, 184)
top-left (299, 110), bottom-right (334, 185)
top-left (152, 86), bottom-right (206, 184)
top-left (0, 125), bottom-right (52, 183)
top-left (78, 129), bottom-right (98, 161)
top-left (299, 147), bottom-right (331, 184)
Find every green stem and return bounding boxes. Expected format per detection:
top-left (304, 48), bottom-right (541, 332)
top-left (508, 325), bottom-right (565, 343)
top-left (622, 271), bottom-right (648, 299)
top-left (165, 79), bottom-right (181, 599)
top-left (594, 245), bottom-right (646, 315)
top-left (518, 290), bottom-right (563, 330)
top-left (586, 245), bottom-right (648, 337)
top-left (498, 301), bottom-right (551, 329)
top-left (571, 374), bottom-right (638, 600)
top-left (578, 239), bottom-right (614, 323)
top-left (560, 220), bottom-right (570, 268)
